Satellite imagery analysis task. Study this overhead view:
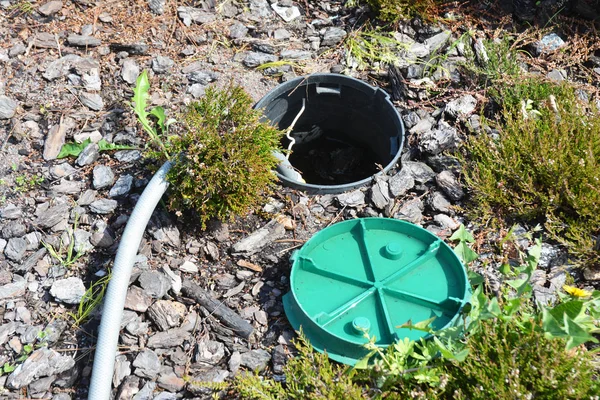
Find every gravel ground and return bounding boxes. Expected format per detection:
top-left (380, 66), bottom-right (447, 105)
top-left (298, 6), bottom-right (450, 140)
top-left (0, 0), bottom-right (599, 399)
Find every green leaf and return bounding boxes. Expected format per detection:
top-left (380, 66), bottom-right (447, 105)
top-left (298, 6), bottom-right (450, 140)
top-left (150, 106), bottom-right (167, 132)
top-left (133, 70), bottom-right (150, 121)
top-left (57, 138), bottom-right (91, 159)
top-left (499, 263), bottom-right (511, 275)
top-left (487, 297), bottom-right (501, 316)
top-left (542, 308), bottom-right (567, 339)
top-left (354, 350), bottom-right (376, 369)
top-left (400, 316), bottom-right (436, 332)
top-left (97, 139), bottom-right (135, 152)
top-left (467, 270), bottom-right (484, 286)
top-left (564, 315), bottom-right (598, 350)
top-left (549, 301), bottom-right (585, 321)
top-left (453, 242), bottom-right (479, 264)
top-left (449, 224), bottom-right (475, 243)
top-left (3, 362), bottom-right (16, 374)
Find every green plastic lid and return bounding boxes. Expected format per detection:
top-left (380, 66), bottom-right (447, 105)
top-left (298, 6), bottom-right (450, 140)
top-left (283, 218), bottom-right (471, 365)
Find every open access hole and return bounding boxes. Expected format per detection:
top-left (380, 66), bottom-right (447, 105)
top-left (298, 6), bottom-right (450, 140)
top-left (255, 74), bottom-right (405, 194)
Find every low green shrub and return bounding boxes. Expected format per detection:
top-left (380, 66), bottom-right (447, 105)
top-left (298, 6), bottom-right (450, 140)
top-left (135, 75), bottom-right (283, 228)
top-left (364, 0), bottom-right (441, 22)
top-left (462, 78), bottom-right (600, 268)
top-left (444, 318), bottom-right (599, 400)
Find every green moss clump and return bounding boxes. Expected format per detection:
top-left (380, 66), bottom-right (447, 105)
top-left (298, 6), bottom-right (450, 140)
top-left (160, 85), bottom-right (282, 227)
top-left (444, 318), bottom-right (599, 399)
top-left (463, 78), bottom-right (600, 268)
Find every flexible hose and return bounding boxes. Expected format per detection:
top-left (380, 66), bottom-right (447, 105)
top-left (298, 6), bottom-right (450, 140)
top-left (88, 161), bottom-right (172, 400)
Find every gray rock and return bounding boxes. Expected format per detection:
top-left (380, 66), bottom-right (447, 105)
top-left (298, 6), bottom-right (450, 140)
top-left (428, 191), bottom-right (453, 214)
top-left (321, 27), bottom-right (346, 47)
top-left (242, 51), bottom-right (278, 68)
top-left (77, 189), bottom-right (97, 206)
top-left (67, 35), bottom-right (101, 47)
top-left (474, 38), bottom-right (489, 65)
top-left (79, 92), bottom-right (104, 111)
top-left (0, 95), bottom-right (17, 119)
top-left (121, 59), bottom-right (140, 84)
top-left (43, 54), bottom-right (98, 81)
top-left (157, 368), bottom-right (185, 392)
top-left (419, 120), bottom-right (459, 155)
top-left (147, 300), bottom-right (187, 331)
top-left (38, 1), bottom-right (63, 16)
top-left (50, 179), bottom-right (85, 196)
top-left (271, 2), bottom-right (300, 22)
top-left (148, 0), bottom-right (166, 14)
top-left (401, 161), bottom-right (436, 184)
top-left (153, 392), bottom-right (177, 400)
top-left (50, 277), bottom-right (86, 304)
top-left (445, 95), bottom-right (477, 119)
top-left (114, 150), bottom-right (142, 162)
top-left (28, 375), bottom-right (54, 393)
top-left (271, 345), bottom-right (286, 374)
top-left (389, 168), bottom-right (415, 197)
top-left (0, 278), bottom-right (27, 300)
top-left (229, 22), bottom-right (248, 39)
top-left (148, 212), bottom-right (181, 247)
top-left (9, 42), bottom-right (26, 57)
top-left (109, 43), bottom-right (149, 55)
top-left (280, 49), bottom-right (312, 60)
top-left (109, 174), bottom-right (133, 197)
top-left (435, 170), bottom-right (464, 201)
top-left (125, 285), bottom-right (153, 312)
top-left (433, 214), bottom-right (459, 231)
top-left (533, 285), bottom-right (556, 306)
top-left (16, 248), bottom-right (46, 273)
top-left (34, 203), bottom-right (70, 229)
top-left (337, 189), bottom-right (366, 207)
top-left (177, 6), bottom-right (217, 26)
top-left (24, 231), bottom-right (42, 249)
top-left (6, 348), bottom-right (75, 389)
top-left (133, 349), bottom-right (160, 379)
top-left (53, 394), bottom-right (72, 400)
top-left (187, 84), bottom-right (206, 98)
top-left (547, 69), bottom-right (565, 82)
top-left (532, 33), bottom-right (565, 56)
top-left (73, 229), bottom-right (93, 253)
top-left (424, 30), bottom-right (451, 53)
top-left (370, 177), bottom-right (391, 210)
top-left (274, 28), bottom-right (291, 40)
top-left (195, 340), bottom-right (226, 365)
top-left (31, 32), bottom-right (60, 49)
top-left (5, 238), bottom-right (27, 262)
top-left (89, 199), bottom-right (118, 214)
top-left (249, 0), bottom-right (272, 18)
top-left (1, 204), bottom-right (23, 219)
top-left (0, 238), bottom-right (6, 253)
top-left (90, 226), bottom-right (115, 248)
top-left (50, 162), bottom-right (77, 179)
top-left (395, 198), bottom-right (424, 224)
top-left (92, 165), bottom-right (115, 189)
top-left (147, 328), bottom-right (190, 348)
top-left (187, 70), bottom-right (218, 84)
top-left (152, 55), bottom-right (174, 74)
top-left (409, 117), bottom-right (433, 135)
top-left (133, 381), bottom-right (156, 400)
top-left (232, 219), bottom-right (286, 255)
top-left (2, 221), bottom-right (26, 238)
top-left (138, 270), bottom-right (171, 299)
top-left (113, 354), bottom-right (131, 388)
top-left (240, 349), bottom-right (271, 371)
top-left (83, 68), bottom-right (101, 91)
top-left (75, 143), bottom-right (99, 166)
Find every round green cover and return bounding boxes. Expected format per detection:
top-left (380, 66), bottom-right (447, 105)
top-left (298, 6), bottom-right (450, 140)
top-left (283, 218), bottom-right (471, 365)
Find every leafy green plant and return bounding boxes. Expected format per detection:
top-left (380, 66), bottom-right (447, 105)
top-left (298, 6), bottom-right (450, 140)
top-left (345, 26), bottom-right (409, 71)
top-left (148, 84), bottom-right (283, 228)
top-left (462, 78), bottom-right (600, 268)
top-left (233, 331), bottom-right (365, 399)
top-left (42, 214), bottom-right (85, 268)
top-left (132, 70), bottom-right (175, 159)
top-left (57, 138), bottom-right (134, 159)
top-left (14, 174), bottom-right (43, 193)
top-left (68, 272), bottom-right (111, 327)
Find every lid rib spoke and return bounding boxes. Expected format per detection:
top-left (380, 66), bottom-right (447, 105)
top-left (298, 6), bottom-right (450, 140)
top-left (300, 256), bottom-right (372, 288)
top-left (318, 288), bottom-right (376, 326)
top-left (377, 289), bottom-right (398, 341)
top-left (381, 240), bottom-right (441, 285)
top-left (356, 220), bottom-right (377, 282)
top-left (383, 287), bottom-right (457, 314)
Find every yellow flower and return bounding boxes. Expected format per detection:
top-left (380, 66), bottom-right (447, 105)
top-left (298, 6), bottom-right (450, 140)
top-left (563, 285), bottom-right (591, 298)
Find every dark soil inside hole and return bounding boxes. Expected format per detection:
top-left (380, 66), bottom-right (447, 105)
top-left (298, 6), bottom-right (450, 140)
top-left (283, 130), bottom-right (381, 185)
